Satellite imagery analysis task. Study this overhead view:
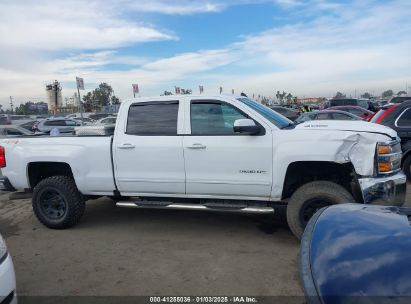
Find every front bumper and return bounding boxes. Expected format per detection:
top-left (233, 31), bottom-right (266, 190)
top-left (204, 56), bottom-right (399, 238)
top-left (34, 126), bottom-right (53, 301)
top-left (358, 171), bottom-right (406, 206)
top-left (0, 254), bottom-right (17, 304)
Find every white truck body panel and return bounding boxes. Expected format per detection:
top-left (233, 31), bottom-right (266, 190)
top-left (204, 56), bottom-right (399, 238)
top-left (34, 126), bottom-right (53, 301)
top-left (2, 136), bottom-right (114, 195)
top-left (0, 95), bottom-right (402, 202)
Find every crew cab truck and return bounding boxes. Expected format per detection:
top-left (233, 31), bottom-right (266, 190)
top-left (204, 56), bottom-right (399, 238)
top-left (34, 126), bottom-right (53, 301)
top-left (0, 95), bottom-right (407, 239)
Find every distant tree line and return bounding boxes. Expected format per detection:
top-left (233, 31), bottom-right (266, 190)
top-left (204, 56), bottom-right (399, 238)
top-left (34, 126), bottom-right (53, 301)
top-left (334, 89), bottom-right (407, 99)
top-left (12, 101), bottom-right (48, 115)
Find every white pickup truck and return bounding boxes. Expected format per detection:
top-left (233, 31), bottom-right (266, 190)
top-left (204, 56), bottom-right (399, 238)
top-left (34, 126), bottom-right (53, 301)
top-left (0, 95), bottom-right (406, 238)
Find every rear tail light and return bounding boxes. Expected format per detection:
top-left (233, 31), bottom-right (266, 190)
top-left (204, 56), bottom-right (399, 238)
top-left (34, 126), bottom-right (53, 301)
top-left (374, 105), bottom-right (398, 124)
top-left (0, 146), bottom-right (5, 168)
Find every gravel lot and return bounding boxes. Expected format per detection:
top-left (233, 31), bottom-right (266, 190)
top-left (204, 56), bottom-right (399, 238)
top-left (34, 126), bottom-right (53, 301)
top-left (1, 186), bottom-right (410, 297)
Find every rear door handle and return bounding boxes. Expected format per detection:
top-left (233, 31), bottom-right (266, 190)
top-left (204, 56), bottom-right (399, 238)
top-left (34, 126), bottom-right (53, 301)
top-left (187, 143), bottom-right (206, 150)
top-left (118, 143), bottom-right (135, 149)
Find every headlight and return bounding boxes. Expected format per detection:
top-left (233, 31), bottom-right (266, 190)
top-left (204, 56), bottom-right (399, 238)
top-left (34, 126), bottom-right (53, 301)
top-left (376, 141), bottom-right (402, 175)
top-left (0, 234), bottom-right (8, 263)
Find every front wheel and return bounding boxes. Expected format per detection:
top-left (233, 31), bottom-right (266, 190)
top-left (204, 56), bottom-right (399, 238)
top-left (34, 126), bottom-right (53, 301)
top-left (32, 176), bottom-right (85, 229)
top-left (286, 181), bottom-right (354, 239)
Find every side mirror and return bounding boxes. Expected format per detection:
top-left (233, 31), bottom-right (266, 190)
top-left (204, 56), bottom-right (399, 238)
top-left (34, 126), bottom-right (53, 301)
top-left (234, 119), bottom-right (262, 135)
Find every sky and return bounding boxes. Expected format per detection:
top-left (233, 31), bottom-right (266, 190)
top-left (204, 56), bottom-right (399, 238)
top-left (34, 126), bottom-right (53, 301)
top-left (0, 0), bottom-right (411, 108)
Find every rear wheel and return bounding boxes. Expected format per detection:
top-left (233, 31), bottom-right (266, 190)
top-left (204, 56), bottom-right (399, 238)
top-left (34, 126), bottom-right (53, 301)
top-left (402, 155), bottom-right (411, 181)
top-left (286, 181), bottom-right (354, 239)
top-left (32, 176), bottom-right (85, 229)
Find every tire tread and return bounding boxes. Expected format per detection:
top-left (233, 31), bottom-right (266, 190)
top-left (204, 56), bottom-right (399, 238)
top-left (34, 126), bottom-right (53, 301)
top-left (32, 176), bottom-right (85, 229)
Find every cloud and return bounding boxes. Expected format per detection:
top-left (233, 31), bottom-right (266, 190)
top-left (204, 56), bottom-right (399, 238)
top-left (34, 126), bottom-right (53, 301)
top-left (0, 1), bottom-right (176, 52)
top-left (123, 1), bottom-right (224, 15)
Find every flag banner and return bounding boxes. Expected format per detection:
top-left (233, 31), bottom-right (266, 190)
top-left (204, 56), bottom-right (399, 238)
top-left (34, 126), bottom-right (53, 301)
top-left (132, 84), bottom-right (139, 94)
top-left (76, 77), bottom-right (85, 90)
top-left (199, 85), bottom-right (204, 94)
top-left (220, 86), bottom-right (223, 94)
top-left (175, 87), bottom-right (181, 94)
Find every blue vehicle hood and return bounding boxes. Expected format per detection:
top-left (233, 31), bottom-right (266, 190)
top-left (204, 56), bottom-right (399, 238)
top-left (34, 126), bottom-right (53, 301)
top-left (300, 204), bottom-right (411, 304)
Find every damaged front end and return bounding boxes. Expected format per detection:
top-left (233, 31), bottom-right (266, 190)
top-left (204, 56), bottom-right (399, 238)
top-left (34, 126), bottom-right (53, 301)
top-left (297, 121), bottom-right (407, 207)
top-left (346, 136), bottom-right (406, 206)
top-left (358, 140), bottom-right (406, 206)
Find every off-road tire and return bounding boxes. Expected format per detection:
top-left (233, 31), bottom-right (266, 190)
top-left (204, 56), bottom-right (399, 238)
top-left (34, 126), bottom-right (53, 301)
top-left (32, 176), bottom-right (85, 229)
top-left (286, 181), bottom-right (354, 239)
top-left (402, 155), bottom-right (411, 181)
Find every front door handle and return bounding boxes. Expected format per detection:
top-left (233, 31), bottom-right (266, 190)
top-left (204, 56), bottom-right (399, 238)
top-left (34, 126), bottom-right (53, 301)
top-left (118, 143), bottom-right (135, 149)
top-left (187, 143), bottom-right (206, 150)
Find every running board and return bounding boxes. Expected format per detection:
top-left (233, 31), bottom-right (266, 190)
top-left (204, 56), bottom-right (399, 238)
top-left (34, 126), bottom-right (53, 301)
top-left (116, 201), bottom-right (275, 214)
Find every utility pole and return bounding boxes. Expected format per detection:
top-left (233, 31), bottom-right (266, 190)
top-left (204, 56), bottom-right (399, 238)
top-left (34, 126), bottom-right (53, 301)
top-left (9, 96), bottom-right (14, 114)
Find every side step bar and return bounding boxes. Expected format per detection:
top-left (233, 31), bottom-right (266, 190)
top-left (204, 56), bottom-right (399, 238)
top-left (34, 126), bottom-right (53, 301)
top-left (116, 201), bottom-right (275, 214)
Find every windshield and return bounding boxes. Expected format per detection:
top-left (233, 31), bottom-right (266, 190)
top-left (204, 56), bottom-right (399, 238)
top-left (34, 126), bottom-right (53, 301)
top-left (390, 97), bottom-right (411, 104)
top-left (237, 98), bottom-right (293, 128)
top-left (357, 99), bottom-right (369, 109)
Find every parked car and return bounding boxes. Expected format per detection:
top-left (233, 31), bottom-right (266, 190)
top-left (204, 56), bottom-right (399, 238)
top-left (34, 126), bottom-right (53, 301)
top-left (327, 106), bottom-right (374, 120)
top-left (67, 113), bottom-right (113, 121)
top-left (300, 204), bottom-right (411, 303)
top-left (73, 117), bottom-right (95, 126)
top-left (371, 100), bottom-right (411, 180)
top-left (295, 110), bottom-right (362, 123)
top-left (36, 115), bottom-right (48, 119)
top-left (0, 126), bottom-right (34, 137)
top-left (34, 118), bottom-right (80, 133)
top-left (19, 120), bottom-right (38, 131)
top-left (95, 116), bottom-right (117, 125)
top-left (89, 113), bottom-right (113, 121)
top-left (0, 95), bottom-right (406, 239)
top-left (388, 96), bottom-right (411, 104)
top-left (270, 106), bottom-right (300, 121)
top-left (0, 116), bottom-right (11, 125)
top-left (0, 233), bottom-right (17, 303)
top-left (324, 98), bottom-right (370, 110)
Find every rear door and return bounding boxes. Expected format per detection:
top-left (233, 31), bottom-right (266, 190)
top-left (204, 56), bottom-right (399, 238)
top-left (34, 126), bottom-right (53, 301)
top-left (113, 100), bottom-right (186, 195)
top-left (183, 98), bottom-right (273, 199)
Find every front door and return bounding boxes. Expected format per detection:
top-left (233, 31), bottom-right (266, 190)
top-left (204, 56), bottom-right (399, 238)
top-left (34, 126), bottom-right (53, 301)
top-left (113, 100), bottom-right (185, 195)
top-left (183, 99), bottom-right (273, 199)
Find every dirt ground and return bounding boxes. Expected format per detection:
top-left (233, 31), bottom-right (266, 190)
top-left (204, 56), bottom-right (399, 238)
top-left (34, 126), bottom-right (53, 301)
top-left (1, 185), bottom-right (410, 297)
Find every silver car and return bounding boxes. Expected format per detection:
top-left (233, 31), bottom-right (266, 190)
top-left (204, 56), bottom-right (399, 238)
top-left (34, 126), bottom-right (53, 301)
top-left (0, 126), bottom-right (34, 138)
top-left (95, 116), bottom-right (117, 125)
top-left (34, 118), bottom-right (80, 133)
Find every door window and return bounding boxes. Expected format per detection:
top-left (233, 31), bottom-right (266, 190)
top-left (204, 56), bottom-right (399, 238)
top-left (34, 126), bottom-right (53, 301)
top-left (191, 101), bottom-right (249, 135)
top-left (126, 101), bottom-right (179, 136)
top-left (6, 128), bottom-right (24, 135)
top-left (347, 108), bottom-right (363, 115)
top-left (65, 120), bottom-right (77, 126)
top-left (397, 108), bottom-right (411, 127)
top-left (332, 113), bottom-right (353, 120)
top-left (316, 113), bottom-right (331, 120)
top-left (44, 120), bottom-right (64, 126)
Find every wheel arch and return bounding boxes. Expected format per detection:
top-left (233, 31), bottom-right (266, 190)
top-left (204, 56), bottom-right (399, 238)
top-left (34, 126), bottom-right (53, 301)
top-left (281, 161), bottom-right (363, 203)
top-left (27, 162), bottom-right (75, 189)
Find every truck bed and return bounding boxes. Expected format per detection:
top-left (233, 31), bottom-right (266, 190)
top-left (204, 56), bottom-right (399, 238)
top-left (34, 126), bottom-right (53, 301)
top-left (1, 136), bottom-right (116, 195)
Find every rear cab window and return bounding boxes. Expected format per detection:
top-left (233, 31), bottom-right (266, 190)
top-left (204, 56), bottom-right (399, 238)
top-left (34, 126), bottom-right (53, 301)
top-left (126, 101), bottom-right (179, 136)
